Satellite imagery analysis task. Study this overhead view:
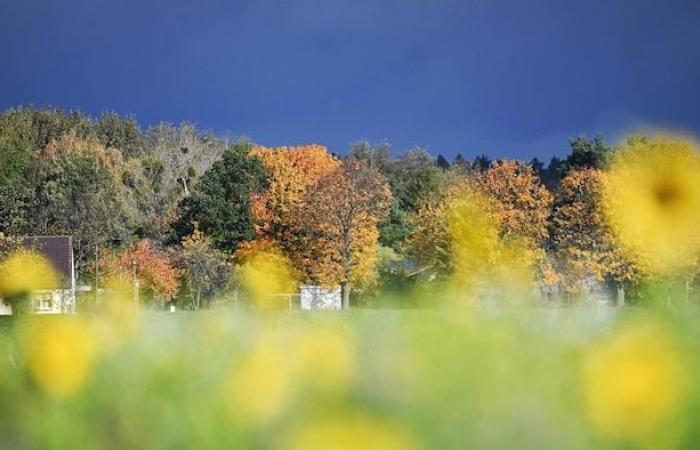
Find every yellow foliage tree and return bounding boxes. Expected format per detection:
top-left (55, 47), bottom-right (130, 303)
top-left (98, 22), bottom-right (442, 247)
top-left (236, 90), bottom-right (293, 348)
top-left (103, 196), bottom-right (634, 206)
top-left (551, 169), bottom-right (642, 299)
top-left (250, 145), bottom-right (340, 239)
top-left (410, 180), bottom-right (535, 303)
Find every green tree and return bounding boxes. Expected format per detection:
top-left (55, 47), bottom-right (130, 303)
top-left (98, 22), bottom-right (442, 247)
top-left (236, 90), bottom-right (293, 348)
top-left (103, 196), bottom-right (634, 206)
top-left (472, 154), bottom-right (491, 171)
top-left (0, 136), bottom-right (37, 234)
top-left (172, 142), bottom-right (267, 253)
top-left (565, 135), bottom-right (613, 171)
top-left (95, 111), bottom-right (144, 157)
top-left (0, 107), bottom-right (92, 150)
top-left (436, 154), bottom-right (450, 170)
top-left (173, 228), bottom-right (231, 309)
top-left (33, 134), bottom-right (134, 275)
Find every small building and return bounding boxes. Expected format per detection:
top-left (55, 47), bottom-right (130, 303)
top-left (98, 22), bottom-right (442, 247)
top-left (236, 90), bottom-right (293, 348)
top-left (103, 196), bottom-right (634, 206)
top-left (0, 236), bottom-right (76, 315)
top-left (300, 285), bottom-right (341, 310)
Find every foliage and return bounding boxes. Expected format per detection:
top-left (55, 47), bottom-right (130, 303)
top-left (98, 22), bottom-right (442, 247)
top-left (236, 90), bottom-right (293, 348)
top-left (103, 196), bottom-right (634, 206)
top-left (34, 133), bottom-right (136, 274)
top-left (550, 169), bottom-right (642, 294)
top-left (139, 123), bottom-right (230, 238)
top-left (94, 111), bottom-right (144, 157)
top-left (0, 233), bottom-right (21, 261)
top-left (293, 161), bottom-right (392, 306)
top-left (0, 136), bottom-right (36, 234)
top-left (376, 147), bottom-right (446, 251)
top-left (100, 239), bottom-right (180, 303)
top-left (473, 160), bottom-right (553, 248)
top-left (172, 228), bottom-right (231, 309)
top-left (172, 142), bottom-right (267, 253)
top-left (565, 135), bottom-right (614, 171)
top-left (250, 144), bottom-right (340, 240)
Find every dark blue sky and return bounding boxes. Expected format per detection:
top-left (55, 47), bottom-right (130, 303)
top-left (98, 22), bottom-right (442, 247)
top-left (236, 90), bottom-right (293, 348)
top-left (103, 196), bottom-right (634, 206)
top-left (2, 0), bottom-right (699, 160)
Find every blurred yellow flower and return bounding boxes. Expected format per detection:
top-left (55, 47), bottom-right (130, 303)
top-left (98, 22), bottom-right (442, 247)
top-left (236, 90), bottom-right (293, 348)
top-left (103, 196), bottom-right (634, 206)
top-left (277, 412), bottom-right (418, 450)
top-left (602, 136), bottom-right (700, 273)
top-left (23, 318), bottom-right (97, 397)
top-left (95, 275), bottom-right (141, 349)
top-left (236, 245), bottom-right (297, 308)
top-left (448, 186), bottom-right (534, 303)
top-left (223, 339), bottom-right (294, 425)
top-left (0, 250), bottom-right (58, 299)
top-left (583, 319), bottom-right (688, 444)
top-left (292, 323), bottom-right (356, 392)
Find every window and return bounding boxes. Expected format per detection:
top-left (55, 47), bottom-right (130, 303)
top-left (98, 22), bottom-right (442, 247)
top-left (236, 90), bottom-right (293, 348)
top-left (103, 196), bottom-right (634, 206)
top-left (33, 293), bottom-right (53, 312)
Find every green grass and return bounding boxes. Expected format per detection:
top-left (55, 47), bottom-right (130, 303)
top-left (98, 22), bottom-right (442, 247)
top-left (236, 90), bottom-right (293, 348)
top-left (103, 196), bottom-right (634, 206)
top-left (1, 307), bottom-right (699, 449)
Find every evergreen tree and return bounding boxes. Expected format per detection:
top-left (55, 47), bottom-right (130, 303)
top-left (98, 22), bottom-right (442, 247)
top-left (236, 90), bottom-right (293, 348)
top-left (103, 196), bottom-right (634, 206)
top-left (436, 154), bottom-right (450, 170)
top-left (171, 142), bottom-right (267, 253)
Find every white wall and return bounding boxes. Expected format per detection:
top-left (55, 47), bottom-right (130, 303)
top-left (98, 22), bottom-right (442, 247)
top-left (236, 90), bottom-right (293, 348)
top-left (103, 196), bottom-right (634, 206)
top-left (300, 285), bottom-right (341, 310)
top-left (0, 301), bottom-right (12, 315)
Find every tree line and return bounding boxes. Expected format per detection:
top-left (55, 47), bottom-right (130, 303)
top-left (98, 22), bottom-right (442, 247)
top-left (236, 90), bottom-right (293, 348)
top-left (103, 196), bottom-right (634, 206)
top-left (0, 106), bottom-right (650, 307)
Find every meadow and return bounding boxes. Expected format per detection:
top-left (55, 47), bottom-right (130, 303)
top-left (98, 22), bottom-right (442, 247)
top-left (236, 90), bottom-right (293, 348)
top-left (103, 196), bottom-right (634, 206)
top-left (3, 113), bottom-right (700, 450)
top-left (1, 305), bottom-right (698, 450)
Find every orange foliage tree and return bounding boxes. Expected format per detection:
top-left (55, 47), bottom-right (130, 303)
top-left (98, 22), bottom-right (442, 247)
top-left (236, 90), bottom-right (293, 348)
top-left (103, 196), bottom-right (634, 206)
top-left (473, 160), bottom-right (553, 246)
top-left (101, 239), bottom-right (180, 303)
top-left (240, 145), bottom-right (344, 299)
top-left (473, 160), bottom-right (555, 286)
top-left (293, 161), bottom-right (392, 307)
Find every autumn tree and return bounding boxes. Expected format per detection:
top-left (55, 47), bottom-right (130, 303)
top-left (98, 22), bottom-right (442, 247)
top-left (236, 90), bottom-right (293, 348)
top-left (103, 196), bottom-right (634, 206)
top-left (408, 181), bottom-right (461, 277)
top-left (473, 160), bottom-right (554, 288)
top-left (101, 239), bottom-right (180, 303)
top-left (410, 160), bottom-right (554, 288)
top-left (250, 144), bottom-right (340, 240)
top-left (473, 160), bottom-right (552, 245)
top-left (550, 168), bottom-right (643, 301)
top-left (550, 169), bottom-right (608, 294)
top-left (294, 161), bottom-right (392, 307)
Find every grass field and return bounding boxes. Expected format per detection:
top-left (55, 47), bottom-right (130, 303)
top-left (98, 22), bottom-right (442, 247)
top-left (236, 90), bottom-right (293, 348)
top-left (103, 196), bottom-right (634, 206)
top-left (3, 306), bottom-right (699, 449)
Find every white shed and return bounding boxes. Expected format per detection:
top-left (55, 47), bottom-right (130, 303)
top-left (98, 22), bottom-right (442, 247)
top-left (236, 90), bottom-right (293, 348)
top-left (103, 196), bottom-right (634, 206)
top-left (300, 285), bottom-right (341, 310)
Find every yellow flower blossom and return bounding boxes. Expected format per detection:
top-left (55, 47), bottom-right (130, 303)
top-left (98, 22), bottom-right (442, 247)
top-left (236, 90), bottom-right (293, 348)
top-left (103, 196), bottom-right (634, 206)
top-left (448, 186), bottom-right (534, 303)
top-left (223, 338), bottom-right (294, 425)
top-left (95, 276), bottom-right (141, 349)
top-left (23, 317), bottom-right (97, 397)
top-left (277, 411), bottom-right (418, 450)
top-left (0, 250), bottom-right (58, 299)
top-left (602, 136), bottom-right (700, 273)
top-left (292, 323), bottom-right (356, 392)
top-left (237, 246), bottom-right (297, 308)
top-left (583, 319), bottom-right (688, 444)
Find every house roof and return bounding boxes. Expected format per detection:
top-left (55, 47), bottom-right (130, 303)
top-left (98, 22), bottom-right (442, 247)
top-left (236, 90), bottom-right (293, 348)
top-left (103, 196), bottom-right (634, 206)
top-left (21, 236), bottom-right (74, 288)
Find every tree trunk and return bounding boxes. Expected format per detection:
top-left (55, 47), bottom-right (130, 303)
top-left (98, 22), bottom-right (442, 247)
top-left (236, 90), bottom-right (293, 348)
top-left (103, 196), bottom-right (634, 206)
top-left (616, 284), bottom-right (625, 307)
top-left (341, 282), bottom-right (350, 309)
top-left (180, 177), bottom-right (190, 197)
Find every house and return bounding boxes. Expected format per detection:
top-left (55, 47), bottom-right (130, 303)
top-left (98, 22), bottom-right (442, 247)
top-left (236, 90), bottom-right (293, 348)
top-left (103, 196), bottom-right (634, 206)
top-left (0, 236), bottom-right (76, 315)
